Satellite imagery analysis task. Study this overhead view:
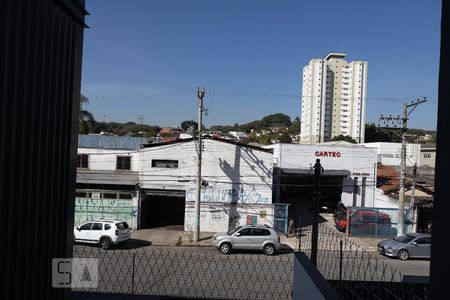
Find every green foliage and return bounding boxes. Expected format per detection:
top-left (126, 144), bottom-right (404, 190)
top-left (331, 134), bottom-right (357, 144)
top-left (258, 135), bottom-right (273, 144)
top-left (261, 113), bottom-right (292, 127)
top-left (79, 94), bottom-right (95, 134)
top-left (91, 121), bottom-right (161, 136)
top-left (364, 123), bottom-right (394, 142)
top-left (277, 133), bottom-right (292, 143)
top-left (209, 125), bottom-right (235, 133)
top-left (288, 117), bottom-right (300, 135)
top-left (180, 120), bottom-right (198, 130)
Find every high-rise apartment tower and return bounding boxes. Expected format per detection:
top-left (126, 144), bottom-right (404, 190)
top-left (300, 53), bottom-right (367, 144)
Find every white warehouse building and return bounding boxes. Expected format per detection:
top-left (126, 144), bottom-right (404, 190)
top-left (75, 135), bottom-right (280, 233)
top-left (266, 142), bottom-right (402, 215)
top-left (139, 137), bottom-right (276, 233)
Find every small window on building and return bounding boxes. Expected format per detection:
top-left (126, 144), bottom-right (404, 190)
top-left (424, 153), bottom-right (431, 159)
top-left (76, 192), bottom-right (87, 198)
top-left (103, 193), bottom-right (117, 199)
top-left (117, 156), bottom-right (131, 170)
top-left (152, 159), bottom-right (179, 168)
top-left (77, 154), bottom-right (89, 168)
top-left (119, 193), bottom-right (132, 199)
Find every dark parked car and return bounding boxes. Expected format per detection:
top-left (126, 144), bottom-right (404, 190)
top-left (378, 233), bottom-right (431, 260)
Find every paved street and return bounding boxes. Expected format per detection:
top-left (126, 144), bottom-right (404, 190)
top-left (73, 244), bottom-right (294, 300)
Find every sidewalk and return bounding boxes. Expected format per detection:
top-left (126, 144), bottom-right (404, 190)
top-left (131, 226), bottom-right (297, 250)
top-left (131, 227), bottom-right (215, 247)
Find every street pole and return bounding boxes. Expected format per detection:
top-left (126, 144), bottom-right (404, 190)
top-left (194, 87), bottom-right (205, 242)
top-left (411, 163), bottom-right (417, 232)
top-left (311, 159), bottom-right (323, 266)
top-left (398, 103), bottom-right (407, 236)
top-left (378, 98), bottom-right (427, 236)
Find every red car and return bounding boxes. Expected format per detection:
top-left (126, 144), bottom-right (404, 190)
top-left (334, 206), bottom-right (392, 234)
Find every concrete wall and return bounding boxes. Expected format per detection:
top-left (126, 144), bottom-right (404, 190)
top-left (74, 197), bottom-right (138, 229)
top-left (184, 203), bottom-right (275, 232)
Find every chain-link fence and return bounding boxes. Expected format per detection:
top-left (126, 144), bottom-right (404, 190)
top-left (71, 208), bottom-right (429, 299)
top-left (294, 208), bottom-right (430, 300)
top-left (72, 245), bottom-right (294, 299)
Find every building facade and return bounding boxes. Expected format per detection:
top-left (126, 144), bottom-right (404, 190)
top-left (420, 143), bottom-right (436, 168)
top-left (139, 137), bottom-right (275, 233)
top-left (76, 135), bottom-right (277, 233)
top-left (76, 135), bottom-right (142, 229)
top-left (361, 142), bottom-right (421, 167)
top-left (300, 53), bottom-right (368, 144)
top-left (267, 143), bottom-right (380, 210)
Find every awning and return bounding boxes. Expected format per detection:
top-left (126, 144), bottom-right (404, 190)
top-left (76, 170), bottom-right (139, 185)
top-left (143, 189), bottom-right (186, 197)
top-left (280, 168), bottom-right (351, 176)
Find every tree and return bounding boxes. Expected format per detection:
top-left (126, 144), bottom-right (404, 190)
top-left (258, 135), bottom-right (272, 144)
top-left (261, 113), bottom-right (292, 127)
top-left (288, 117), bottom-right (300, 135)
top-left (277, 133), bottom-right (292, 143)
top-left (364, 123), bottom-right (398, 142)
top-left (181, 120), bottom-right (198, 131)
top-left (331, 134), bottom-right (357, 144)
top-left (79, 94), bottom-right (95, 134)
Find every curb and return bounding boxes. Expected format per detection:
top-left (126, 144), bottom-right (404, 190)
top-left (149, 243), bottom-right (214, 248)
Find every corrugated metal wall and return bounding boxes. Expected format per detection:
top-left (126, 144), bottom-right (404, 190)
top-left (0, 0), bottom-right (86, 299)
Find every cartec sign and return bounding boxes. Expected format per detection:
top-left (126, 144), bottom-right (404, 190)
top-left (315, 151), bottom-right (341, 157)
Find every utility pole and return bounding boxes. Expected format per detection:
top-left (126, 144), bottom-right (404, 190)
top-left (410, 163), bottom-right (417, 232)
top-left (194, 87), bottom-right (205, 242)
top-left (311, 159), bottom-right (323, 266)
top-left (378, 98), bottom-right (427, 236)
top-left (137, 114), bottom-right (144, 146)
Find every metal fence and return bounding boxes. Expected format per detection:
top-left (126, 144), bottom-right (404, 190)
top-left (72, 245), bottom-right (294, 299)
top-left (348, 207), bottom-right (411, 237)
top-left (295, 208), bottom-right (430, 300)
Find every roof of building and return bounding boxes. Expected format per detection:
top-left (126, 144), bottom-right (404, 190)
top-left (281, 168), bottom-right (351, 176)
top-left (324, 52), bottom-right (346, 60)
top-left (318, 141), bottom-right (366, 147)
top-left (420, 143), bottom-right (436, 149)
top-left (76, 169), bottom-right (139, 185)
top-left (142, 135), bottom-right (273, 153)
top-left (78, 134), bottom-right (144, 150)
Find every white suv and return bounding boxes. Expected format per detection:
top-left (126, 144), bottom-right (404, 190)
top-left (74, 219), bottom-right (131, 249)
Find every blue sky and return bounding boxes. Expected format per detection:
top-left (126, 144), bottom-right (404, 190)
top-left (81, 0), bottom-right (441, 130)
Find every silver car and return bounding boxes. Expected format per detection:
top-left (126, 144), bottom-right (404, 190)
top-left (212, 225), bottom-right (281, 255)
top-left (378, 232), bottom-right (431, 261)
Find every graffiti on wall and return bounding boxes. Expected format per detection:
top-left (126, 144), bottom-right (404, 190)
top-left (74, 198), bottom-right (137, 228)
top-left (185, 185), bottom-right (269, 204)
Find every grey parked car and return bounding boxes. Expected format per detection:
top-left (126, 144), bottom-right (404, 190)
top-left (378, 232), bottom-right (431, 261)
top-left (212, 225), bottom-right (281, 255)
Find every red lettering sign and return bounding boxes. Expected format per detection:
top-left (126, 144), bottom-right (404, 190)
top-left (314, 151), bottom-right (341, 158)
